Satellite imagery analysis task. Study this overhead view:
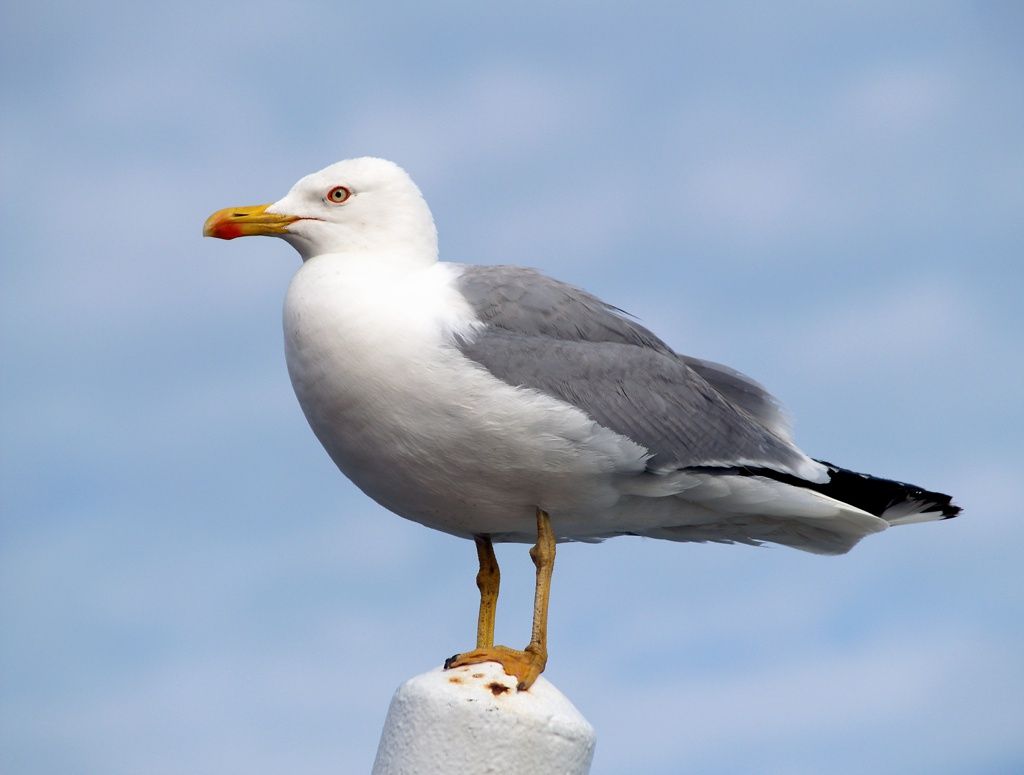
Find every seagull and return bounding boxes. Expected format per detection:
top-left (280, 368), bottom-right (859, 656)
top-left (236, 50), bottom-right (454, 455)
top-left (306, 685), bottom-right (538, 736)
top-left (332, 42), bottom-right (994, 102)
top-left (203, 157), bottom-right (960, 690)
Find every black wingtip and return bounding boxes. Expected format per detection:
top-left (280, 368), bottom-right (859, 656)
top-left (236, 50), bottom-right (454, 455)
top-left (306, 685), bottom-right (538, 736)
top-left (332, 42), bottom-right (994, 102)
top-left (939, 500), bottom-right (963, 519)
top-left (814, 459), bottom-right (962, 522)
top-left (689, 460), bottom-right (962, 523)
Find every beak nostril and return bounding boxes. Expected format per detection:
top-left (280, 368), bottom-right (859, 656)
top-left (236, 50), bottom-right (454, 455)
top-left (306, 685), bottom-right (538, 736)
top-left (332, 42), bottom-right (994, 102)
top-left (233, 212), bottom-right (248, 217)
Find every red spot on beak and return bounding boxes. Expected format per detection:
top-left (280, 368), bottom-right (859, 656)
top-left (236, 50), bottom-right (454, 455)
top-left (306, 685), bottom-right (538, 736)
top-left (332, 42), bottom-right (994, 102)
top-left (212, 221), bottom-right (243, 240)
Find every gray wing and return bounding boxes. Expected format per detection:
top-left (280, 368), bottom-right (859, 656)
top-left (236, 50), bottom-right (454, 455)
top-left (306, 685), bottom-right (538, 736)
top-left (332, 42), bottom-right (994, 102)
top-left (454, 265), bottom-right (804, 474)
top-left (456, 265), bottom-right (673, 352)
top-left (679, 356), bottom-right (793, 442)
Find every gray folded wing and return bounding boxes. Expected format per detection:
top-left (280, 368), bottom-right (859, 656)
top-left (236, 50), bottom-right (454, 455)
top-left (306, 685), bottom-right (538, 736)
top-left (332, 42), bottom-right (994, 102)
top-left (454, 265), bottom-right (806, 475)
top-left (679, 356), bottom-right (793, 443)
top-left (456, 264), bottom-right (675, 351)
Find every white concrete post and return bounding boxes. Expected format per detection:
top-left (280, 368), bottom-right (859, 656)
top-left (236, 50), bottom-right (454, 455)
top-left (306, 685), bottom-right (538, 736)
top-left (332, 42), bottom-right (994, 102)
top-left (372, 661), bottom-right (596, 774)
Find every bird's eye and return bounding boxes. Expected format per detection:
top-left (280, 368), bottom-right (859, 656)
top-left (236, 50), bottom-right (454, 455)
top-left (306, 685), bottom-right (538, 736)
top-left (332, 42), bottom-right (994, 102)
top-left (326, 185), bottom-right (352, 204)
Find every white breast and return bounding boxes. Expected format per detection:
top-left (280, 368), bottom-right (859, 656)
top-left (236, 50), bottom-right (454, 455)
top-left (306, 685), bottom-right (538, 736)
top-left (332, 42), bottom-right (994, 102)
top-left (282, 254), bottom-right (648, 540)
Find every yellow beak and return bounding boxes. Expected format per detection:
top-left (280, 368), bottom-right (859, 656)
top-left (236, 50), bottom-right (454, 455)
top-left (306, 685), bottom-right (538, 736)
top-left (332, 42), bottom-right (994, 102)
top-left (202, 203), bottom-right (299, 240)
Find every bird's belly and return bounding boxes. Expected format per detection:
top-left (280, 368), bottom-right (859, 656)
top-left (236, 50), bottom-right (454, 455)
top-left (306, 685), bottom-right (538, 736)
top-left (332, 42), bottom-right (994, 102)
top-left (286, 341), bottom-right (642, 539)
top-left (282, 262), bottom-right (648, 540)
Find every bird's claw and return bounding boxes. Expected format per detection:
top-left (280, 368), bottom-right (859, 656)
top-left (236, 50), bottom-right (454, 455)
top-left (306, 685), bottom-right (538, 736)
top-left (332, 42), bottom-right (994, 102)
top-left (443, 644), bottom-right (547, 691)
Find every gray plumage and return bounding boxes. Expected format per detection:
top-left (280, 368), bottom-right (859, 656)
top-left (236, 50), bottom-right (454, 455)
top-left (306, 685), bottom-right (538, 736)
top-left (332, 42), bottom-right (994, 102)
top-left (454, 265), bottom-right (810, 477)
top-left (456, 264), bottom-right (673, 352)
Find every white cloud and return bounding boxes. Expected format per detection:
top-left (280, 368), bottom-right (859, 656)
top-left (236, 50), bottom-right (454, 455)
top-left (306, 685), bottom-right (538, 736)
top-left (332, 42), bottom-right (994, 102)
top-left (778, 280), bottom-right (966, 382)
top-left (681, 152), bottom-right (824, 242)
top-left (340, 65), bottom-right (598, 187)
top-left (586, 628), bottom-right (1022, 774)
top-left (839, 64), bottom-right (958, 135)
top-left (652, 59), bottom-right (971, 253)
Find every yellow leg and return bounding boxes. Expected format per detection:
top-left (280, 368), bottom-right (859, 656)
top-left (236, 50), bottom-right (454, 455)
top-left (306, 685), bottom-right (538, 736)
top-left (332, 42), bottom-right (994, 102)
top-left (445, 509), bottom-right (555, 691)
top-left (525, 507), bottom-right (555, 667)
top-left (474, 535), bottom-right (500, 649)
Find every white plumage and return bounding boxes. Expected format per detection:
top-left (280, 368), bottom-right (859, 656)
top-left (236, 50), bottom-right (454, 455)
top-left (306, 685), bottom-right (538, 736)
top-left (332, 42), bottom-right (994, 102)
top-left (206, 156), bottom-right (960, 554)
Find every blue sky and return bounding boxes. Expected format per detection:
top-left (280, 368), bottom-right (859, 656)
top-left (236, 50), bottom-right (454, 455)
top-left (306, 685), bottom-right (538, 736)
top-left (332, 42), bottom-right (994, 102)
top-left (2, 2), bottom-right (1022, 773)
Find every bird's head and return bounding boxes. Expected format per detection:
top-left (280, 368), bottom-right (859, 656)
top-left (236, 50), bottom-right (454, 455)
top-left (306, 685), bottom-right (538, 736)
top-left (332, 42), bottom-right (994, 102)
top-left (203, 157), bottom-right (438, 263)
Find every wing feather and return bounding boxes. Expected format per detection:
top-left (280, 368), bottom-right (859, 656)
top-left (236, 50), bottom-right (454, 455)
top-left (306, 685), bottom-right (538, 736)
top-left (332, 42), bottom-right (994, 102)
top-left (454, 265), bottom-right (817, 477)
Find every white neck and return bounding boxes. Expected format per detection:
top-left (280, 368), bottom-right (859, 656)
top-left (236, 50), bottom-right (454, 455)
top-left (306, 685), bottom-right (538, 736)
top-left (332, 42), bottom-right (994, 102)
top-left (283, 227), bottom-right (438, 264)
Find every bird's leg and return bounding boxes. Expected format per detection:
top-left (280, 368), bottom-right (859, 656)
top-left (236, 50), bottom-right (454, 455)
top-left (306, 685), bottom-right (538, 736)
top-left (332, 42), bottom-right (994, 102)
top-left (524, 507), bottom-right (555, 670)
top-left (474, 534), bottom-right (500, 649)
top-left (444, 508), bottom-right (555, 691)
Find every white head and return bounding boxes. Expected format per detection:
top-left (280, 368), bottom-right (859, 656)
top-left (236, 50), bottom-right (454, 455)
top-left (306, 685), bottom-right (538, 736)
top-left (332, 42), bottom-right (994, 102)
top-left (203, 157), bottom-right (438, 264)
